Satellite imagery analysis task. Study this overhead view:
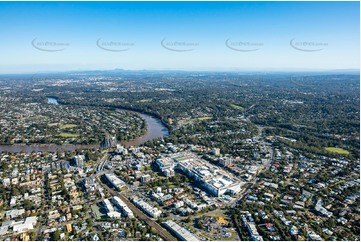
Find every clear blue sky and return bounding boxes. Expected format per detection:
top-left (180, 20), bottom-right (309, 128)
top-left (0, 1), bottom-right (359, 73)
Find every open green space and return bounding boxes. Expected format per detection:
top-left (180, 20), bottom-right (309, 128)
top-left (91, 204), bottom-right (107, 219)
top-left (197, 116), bottom-right (212, 121)
top-left (60, 124), bottom-right (78, 129)
top-left (119, 186), bottom-right (128, 192)
top-left (58, 132), bottom-right (79, 138)
top-left (25, 115), bottom-right (48, 120)
top-left (229, 104), bottom-right (243, 110)
top-left (325, 147), bottom-right (350, 155)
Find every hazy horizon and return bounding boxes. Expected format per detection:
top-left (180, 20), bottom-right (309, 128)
top-left (0, 67), bottom-right (359, 76)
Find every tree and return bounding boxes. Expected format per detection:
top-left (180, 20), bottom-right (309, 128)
top-left (52, 230), bottom-right (60, 241)
top-left (150, 227), bottom-right (157, 235)
top-left (29, 231), bottom-right (36, 241)
top-left (86, 218), bottom-right (93, 229)
top-left (157, 217), bottom-right (163, 224)
top-left (196, 219), bottom-right (203, 229)
top-left (23, 199), bottom-right (34, 210)
top-left (83, 205), bottom-right (89, 214)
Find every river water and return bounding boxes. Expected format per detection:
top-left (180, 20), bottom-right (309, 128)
top-left (0, 98), bottom-right (169, 153)
top-left (122, 113), bottom-right (169, 147)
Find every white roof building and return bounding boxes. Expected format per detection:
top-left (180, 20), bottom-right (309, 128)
top-left (111, 196), bottom-right (134, 218)
top-left (132, 196), bottom-right (162, 218)
top-left (103, 199), bottom-right (114, 213)
top-left (164, 220), bottom-right (198, 241)
top-left (156, 157), bottom-right (174, 171)
top-left (12, 216), bottom-right (38, 233)
top-left (107, 211), bottom-right (122, 219)
top-left (105, 173), bottom-right (126, 190)
top-left (176, 154), bottom-right (243, 196)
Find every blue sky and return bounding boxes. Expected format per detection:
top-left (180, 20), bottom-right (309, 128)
top-left (0, 1), bottom-right (359, 73)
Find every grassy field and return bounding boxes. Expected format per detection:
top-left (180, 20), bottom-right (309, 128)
top-left (58, 132), bottom-right (79, 138)
top-left (325, 147), bottom-right (350, 155)
top-left (25, 115), bottom-right (48, 120)
top-left (60, 124), bottom-right (77, 129)
top-left (119, 186), bottom-right (128, 192)
top-left (230, 104), bottom-right (243, 110)
top-left (91, 204), bottom-right (107, 219)
top-left (48, 123), bottom-right (59, 127)
top-left (197, 116), bottom-right (212, 121)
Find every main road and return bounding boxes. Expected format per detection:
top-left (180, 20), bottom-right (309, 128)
top-left (96, 151), bottom-right (110, 172)
top-left (227, 123), bottom-right (274, 208)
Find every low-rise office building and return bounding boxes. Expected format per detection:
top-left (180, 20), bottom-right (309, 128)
top-left (105, 173), bottom-right (126, 190)
top-left (163, 220), bottom-right (198, 241)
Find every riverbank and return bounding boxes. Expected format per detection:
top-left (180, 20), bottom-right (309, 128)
top-left (0, 98), bottom-right (170, 153)
top-left (54, 98), bottom-right (171, 146)
top-left (55, 99), bottom-right (172, 136)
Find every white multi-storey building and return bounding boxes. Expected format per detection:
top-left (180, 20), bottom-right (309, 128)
top-left (111, 196), bottom-right (134, 218)
top-left (175, 153), bottom-right (243, 197)
top-left (156, 157), bottom-right (175, 177)
top-left (132, 196), bottom-right (162, 218)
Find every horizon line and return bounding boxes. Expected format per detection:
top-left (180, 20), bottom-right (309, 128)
top-left (0, 68), bottom-right (359, 76)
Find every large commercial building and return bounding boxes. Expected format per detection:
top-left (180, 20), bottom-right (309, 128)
top-left (163, 220), bottom-right (198, 241)
top-left (175, 153), bottom-right (243, 197)
top-left (156, 157), bottom-right (174, 170)
top-left (171, 152), bottom-right (196, 163)
top-left (156, 157), bottom-right (175, 177)
top-left (105, 173), bottom-right (126, 190)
